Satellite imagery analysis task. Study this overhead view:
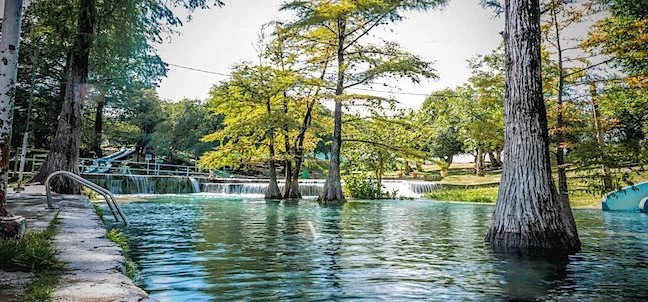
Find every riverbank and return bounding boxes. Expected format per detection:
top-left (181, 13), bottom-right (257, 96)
top-left (1, 186), bottom-right (152, 301)
top-left (425, 185), bottom-right (603, 208)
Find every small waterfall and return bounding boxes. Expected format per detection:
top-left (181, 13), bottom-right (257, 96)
top-left (202, 179), bottom-right (325, 197)
top-left (381, 180), bottom-right (439, 198)
top-left (84, 174), bottom-right (197, 194)
top-left (408, 181), bottom-right (440, 195)
top-left (128, 175), bottom-right (155, 194)
top-left (189, 177), bottom-right (200, 193)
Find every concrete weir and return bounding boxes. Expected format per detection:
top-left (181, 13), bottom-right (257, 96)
top-left (6, 187), bottom-right (153, 301)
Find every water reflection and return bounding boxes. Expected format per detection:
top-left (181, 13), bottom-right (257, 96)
top-left (489, 247), bottom-right (572, 301)
top-left (113, 198), bottom-right (648, 301)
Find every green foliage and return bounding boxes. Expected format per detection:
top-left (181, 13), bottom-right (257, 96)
top-left (106, 229), bottom-right (138, 281)
top-left (0, 217), bottom-right (62, 272)
top-left (152, 99), bottom-right (223, 164)
top-left (21, 270), bottom-right (61, 302)
top-left (423, 173), bottom-right (443, 182)
top-left (425, 186), bottom-right (499, 203)
top-left (343, 111), bottom-right (426, 180)
top-left (343, 174), bottom-right (383, 199)
top-left (81, 187), bottom-right (98, 200)
top-left (199, 63), bottom-right (301, 169)
top-left (92, 203), bottom-right (105, 221)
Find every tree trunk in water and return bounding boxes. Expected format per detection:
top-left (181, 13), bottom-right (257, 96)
top-left (485, 0), bottom-right (580, 252)
top-left (282, 95), bottom-right (292, 199)
top-left (319, 16), bottom-right (346, 204)
top-left (33, 0), bottom-right (96, 194)
top-left (265, 98), bottom-right (282, 200)
top-left (376, 156), bottom-right (384, 196)
top-left (475, 147), bottom-right (485, 177)
top-left (92, 97), bottom-right (105, 157)
top-left (0, 0), bottom-right (24, 216)
top-left (551, 2), bottom-right (569, 203)
top-left (283, 160), bottom-right (292, 199)
top-left (589, 83), bottom-right (612, 190)
top-left (266, 159), bottom-right (282, 199)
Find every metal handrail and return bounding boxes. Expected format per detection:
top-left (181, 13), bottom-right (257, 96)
top-left (45, 171), bottom-right (129, 226)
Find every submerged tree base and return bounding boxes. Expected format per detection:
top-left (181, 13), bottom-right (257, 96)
top-left (485, 226), bottom-right (581, 253)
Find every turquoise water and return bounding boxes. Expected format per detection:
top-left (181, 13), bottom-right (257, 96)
top-left (111, 196), bottom-right (648, 301)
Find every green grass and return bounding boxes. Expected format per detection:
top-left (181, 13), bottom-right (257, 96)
top-left (106, 229), bottom-right (138, 281)
top-left (0, 216), bottom-right (65, 302)
top-left (21, 270), bottom-right (61, 302)
top-left (426, 186), bottom-right (499, 203)
top-left (93, 204), bottom-right (138, 281)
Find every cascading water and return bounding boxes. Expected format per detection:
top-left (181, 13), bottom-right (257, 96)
top-left (381, 180), bottom-right (440, 198)
top-left (202, 179), bottom-right (326, 197)
top-left (129, 175), bottom-right (155, 194)
top-left (83, 174), bottom-right (197, 194)
top-left (189, 177), bottom-right (200, 193)
top-left (83, 174), bottom-right (439, 197)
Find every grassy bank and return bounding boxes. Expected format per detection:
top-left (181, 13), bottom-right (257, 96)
top-left (92, 204), bottom-right (138, 281)
top-left (426, 186), bottom-right (499, 203)
top-left (425, 186), bottom-right (602, 208)
top-left (0, 216), bottom-right (65, 302)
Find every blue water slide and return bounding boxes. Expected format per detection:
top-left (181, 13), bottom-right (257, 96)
top-left (601, 181), bottom-right (648, 212)
top-left (85, 148), bottom-right (136, 173)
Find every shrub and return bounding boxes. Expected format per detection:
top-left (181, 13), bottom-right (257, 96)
top-left (424, 173), bottom-right (443, 182)
top-left (343, 174), bottom-right (382, 199)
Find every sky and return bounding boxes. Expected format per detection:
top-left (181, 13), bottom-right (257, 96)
top-left (155, 0), bottom-right (504, 110)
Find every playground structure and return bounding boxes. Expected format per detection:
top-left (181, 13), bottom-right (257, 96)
top-left (601, 181), bottom-right (648, 212)
top-left (85, 148), bottom-right (135, 173)
top-left (8, 147), bottom-right (221, 179)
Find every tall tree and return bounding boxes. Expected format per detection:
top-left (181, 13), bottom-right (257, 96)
top-left (485, 0), bottom-right (581, 252)
top-left (201, 64), bottom-right (298, 199)
top-left (33, 0), bottom-right (223, 193)
top-left (0, 0), bottom-right (25, 218)
top-left (33, 0), bottom-right (96, 193)
top-left (282, 0), bottom-right (445, 204)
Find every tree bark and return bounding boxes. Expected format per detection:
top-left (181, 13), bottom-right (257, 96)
top-left (92, 96), bottom-right (105, 157)
top-left (485, 0), bottom-right (580, 252)
top-left (0, 0), bottom-right (24, 216)
top-left (551, 1), bottom-right (569, 203)
top-left (33, 0), bottom-right (96, 193)
top-left (282, 93), bottom-right (292, 199)
top-left (265, 98), bottom-right (282, 199)
top-left (319, 16), bottom-right (346, 204)
top-left (476, 147), bottom-right (485, 176)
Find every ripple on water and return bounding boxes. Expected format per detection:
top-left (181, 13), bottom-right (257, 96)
top-left (107, 197), bottom-right (648, 301)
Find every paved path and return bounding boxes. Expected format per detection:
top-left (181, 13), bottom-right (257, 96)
top-left (3, 185), bottom-right (154, 302)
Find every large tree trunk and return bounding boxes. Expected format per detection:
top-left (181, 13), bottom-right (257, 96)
top-left (287, 100), bottom-right (315, 199)
top-left (485, 0), bottom-right (580, 252)
top-left (475, 147), bottom-right (485, 176)
top-left (282, 94), bottom-right (292, 199)
top-left (551, 2), bottom-right (569, 203)
top-left (0, 0), bottom-right (25, 216)
top-left (92, 96), bottom-right (105, 157)
top-left (319, 16), bottom-right (346, 204)
top-left (33, 0), bottom-right (96, 193)
top-left (265, 98), bottom-right (282, 200)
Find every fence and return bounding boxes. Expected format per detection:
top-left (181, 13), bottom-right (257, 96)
top-left (8, 149), bottom-right (211, 178)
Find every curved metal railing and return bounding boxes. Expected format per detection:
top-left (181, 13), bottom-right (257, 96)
top-left (45, 171), bottom-right (128, 225)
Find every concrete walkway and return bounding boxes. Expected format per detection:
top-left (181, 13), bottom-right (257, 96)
top-left (4, 185), bottom-right (153, 302)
